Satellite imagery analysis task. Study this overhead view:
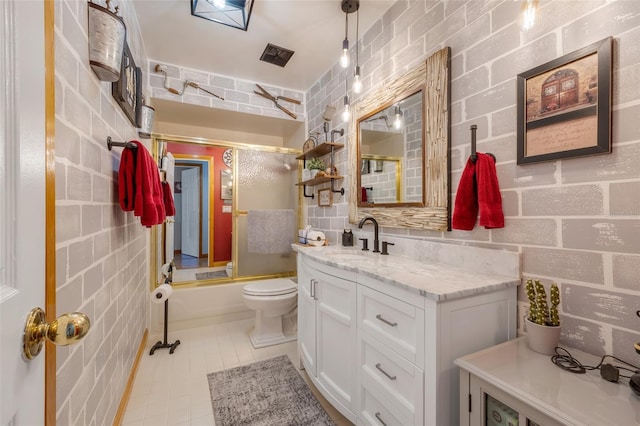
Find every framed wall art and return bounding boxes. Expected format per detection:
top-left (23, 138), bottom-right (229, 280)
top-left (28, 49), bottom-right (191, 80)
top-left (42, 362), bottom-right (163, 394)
top-left (318, 188), bottom-right (332, 207)
top-left (516, 37), bottom-right (612, 165)
top-left (112, 41), bottom-right (142, 127)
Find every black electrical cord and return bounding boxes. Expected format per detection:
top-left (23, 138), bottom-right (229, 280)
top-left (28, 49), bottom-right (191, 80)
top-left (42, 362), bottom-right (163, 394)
top-left (551, 347), bottom-right (640, 379)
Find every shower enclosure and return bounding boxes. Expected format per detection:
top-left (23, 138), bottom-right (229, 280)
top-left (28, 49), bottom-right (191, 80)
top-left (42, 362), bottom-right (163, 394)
top-left (151, 136), bottom-right (301, 287)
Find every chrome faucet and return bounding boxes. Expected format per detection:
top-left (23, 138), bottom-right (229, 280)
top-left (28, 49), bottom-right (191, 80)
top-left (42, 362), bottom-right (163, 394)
top-left (358, 216), bottom-right (380, 253)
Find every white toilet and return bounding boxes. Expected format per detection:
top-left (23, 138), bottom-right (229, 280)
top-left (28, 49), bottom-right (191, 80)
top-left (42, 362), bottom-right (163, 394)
top-left (242, 278), bottom-right (297, 348)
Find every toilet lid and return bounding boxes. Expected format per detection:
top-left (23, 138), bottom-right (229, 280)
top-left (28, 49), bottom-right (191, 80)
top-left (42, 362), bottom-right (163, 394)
top-left (243, 280), bottom-right (297, 296)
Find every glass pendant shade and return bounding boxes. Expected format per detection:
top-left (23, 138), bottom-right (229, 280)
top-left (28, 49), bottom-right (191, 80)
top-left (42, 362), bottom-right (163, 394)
top-left (518, 0), bottom-right (539, 31)
top-left (340, 39), bottom-right (350, 68)
top-left (353, 66), bottom-right (362, 93)
top-left (342, 95), bottom-right (351, 122)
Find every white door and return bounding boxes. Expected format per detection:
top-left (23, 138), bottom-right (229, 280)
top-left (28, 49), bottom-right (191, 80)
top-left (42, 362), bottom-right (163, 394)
top-left (181, 167), bottom-right (200, 258)
top-left (0, 0), bottom-right (46, 424)
top-left (163, 153), bottom-right (175, 264)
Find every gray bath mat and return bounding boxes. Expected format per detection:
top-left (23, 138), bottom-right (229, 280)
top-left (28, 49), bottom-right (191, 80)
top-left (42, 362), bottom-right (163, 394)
top-left (207, 355), bottom-right (336, 426)
top-left (195, 270), bottom-right (228, 280)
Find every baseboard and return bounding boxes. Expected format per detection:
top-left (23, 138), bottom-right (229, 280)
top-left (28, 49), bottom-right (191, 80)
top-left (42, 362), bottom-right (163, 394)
top-left (112, 328), bottom-right (148, 426)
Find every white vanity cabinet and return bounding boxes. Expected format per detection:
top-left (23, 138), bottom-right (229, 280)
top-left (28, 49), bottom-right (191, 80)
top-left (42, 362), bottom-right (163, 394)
top-left (357, 282), bottom-right (425, 426)
top-left (297, 255), bottom-right (358, 422)
top-left (294, 244), bottom-right (520, 426)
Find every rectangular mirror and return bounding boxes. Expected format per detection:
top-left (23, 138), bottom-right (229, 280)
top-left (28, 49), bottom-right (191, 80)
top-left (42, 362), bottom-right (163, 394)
top-left (220, 169), bottom-right (232, 200)
top-left (348, 47), bottom-right (451, 231)
top-left (358, 89), bottom-right (423, 207)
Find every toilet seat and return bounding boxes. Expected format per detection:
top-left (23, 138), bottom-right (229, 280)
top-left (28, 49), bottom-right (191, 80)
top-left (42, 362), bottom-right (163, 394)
top-left (243, 280), bottom-right (297, 297)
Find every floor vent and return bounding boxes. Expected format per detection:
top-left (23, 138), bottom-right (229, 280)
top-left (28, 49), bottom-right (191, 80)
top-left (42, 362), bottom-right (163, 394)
top-left (259, 43), bottom-right (294, 67)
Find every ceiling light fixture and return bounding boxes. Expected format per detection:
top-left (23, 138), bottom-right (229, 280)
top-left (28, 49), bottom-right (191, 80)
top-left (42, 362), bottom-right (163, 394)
top-left (191, 0), bottom-right (254, 31)
top-left (340, 0), bottom-right (359, 68)
top-left (518, 0), bottom-right (539, 32)
top-left (352, 8), bottom-right (362, 94)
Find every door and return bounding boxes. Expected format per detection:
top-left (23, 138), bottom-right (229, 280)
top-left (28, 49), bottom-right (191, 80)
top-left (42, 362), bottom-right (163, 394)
top-left (0, 0), bottom-right (46, 424)
top-left (297, 257), bottom-right (317, 375)
top-left (315, 269), bottom-right (357, 412)
top-left (164, 153), bottom-right (175, 264)
top-left (181, 167), bottom-right (200, 258)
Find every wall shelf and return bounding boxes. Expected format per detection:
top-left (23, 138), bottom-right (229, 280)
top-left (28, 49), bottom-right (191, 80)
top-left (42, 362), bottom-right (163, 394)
top-left (297, 140), bottom-right (345, 199)
top-left (296, 142), bottom-right (344, 161)
top-left (296, 175), bottom-right (344, 187)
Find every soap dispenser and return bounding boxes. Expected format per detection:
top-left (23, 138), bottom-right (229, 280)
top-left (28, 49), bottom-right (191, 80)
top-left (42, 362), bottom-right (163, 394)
top-left (342, 229), bottom-right (354, 246)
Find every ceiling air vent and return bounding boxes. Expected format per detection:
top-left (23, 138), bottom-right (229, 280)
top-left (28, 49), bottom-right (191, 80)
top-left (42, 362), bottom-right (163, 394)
top-left (260, 43), bottom-right (295, 67)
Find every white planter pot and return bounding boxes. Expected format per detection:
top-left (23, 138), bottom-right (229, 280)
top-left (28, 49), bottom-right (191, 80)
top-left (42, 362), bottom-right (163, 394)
top-left (525, 318), bottom-right (561, 355)
top-left (309, 169), bottom-right (320, 179)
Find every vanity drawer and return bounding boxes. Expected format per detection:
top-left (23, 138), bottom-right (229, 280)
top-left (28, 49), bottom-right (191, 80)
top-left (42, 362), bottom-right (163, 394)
top-left (358, 285), bottom-right (425, 366)
top-left (360, 333), bottom-right (424, 422)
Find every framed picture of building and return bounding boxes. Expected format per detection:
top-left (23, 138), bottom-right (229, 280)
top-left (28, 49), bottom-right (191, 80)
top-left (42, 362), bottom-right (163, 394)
top-left (516, 37), bottom-right (612, 165)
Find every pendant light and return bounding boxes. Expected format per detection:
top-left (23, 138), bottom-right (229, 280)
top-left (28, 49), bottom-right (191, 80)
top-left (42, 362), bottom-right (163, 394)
top-left (340, 0), bottom-right (359, 68)
top-left (342, 79), bottom-right (351, 122)
top-left (352, 9), bottom-right (362, 94)
top-left (393, 105), bottom-right (403, 129)
top-left (518, 0), bottom-right (539, 31)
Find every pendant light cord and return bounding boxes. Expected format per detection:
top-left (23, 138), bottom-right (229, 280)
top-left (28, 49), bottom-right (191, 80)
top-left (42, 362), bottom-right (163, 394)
top-left (355, 9), bottom-right (359, 67)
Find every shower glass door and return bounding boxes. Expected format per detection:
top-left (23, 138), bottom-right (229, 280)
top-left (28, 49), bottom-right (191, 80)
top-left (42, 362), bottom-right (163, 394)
top-left (234, 149), bottom-right (299, 277)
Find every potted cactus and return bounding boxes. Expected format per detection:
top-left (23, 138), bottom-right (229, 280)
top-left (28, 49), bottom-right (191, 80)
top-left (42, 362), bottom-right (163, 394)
top-left (525, 279), bottom-right (561, 355)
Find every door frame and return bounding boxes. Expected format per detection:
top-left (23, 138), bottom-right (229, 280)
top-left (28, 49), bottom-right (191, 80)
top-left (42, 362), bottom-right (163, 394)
top-left (176, 162), bottom-right (203, 258)
top-left (45, 0), bottom-right (57, 423)
top-left (174, 154), bottom-right (215, 266)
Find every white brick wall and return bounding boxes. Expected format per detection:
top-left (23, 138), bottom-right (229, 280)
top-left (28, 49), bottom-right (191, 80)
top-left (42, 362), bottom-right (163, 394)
top-left (54, 0), bottom-right (150, 424)
top-left (305, 0), bottom-right (640, 360)
top-left (147, 60), bottom-right (306, 122)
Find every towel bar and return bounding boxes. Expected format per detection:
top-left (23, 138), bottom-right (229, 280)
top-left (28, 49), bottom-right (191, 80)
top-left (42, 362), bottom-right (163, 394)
top-left (107, 136), bottom-right (137, 151)
top-left (469, 125), bottom-right (495, 163)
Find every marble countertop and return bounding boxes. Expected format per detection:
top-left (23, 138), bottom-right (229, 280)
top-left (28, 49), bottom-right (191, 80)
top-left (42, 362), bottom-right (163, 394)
top-left (292, 244), bottom-right (520, 302)
top-left (455, 337), bottom-right (640, 425)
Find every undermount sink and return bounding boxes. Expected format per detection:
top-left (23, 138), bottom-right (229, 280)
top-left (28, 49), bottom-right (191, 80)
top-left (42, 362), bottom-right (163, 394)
top-left (325, 251), bottom-right (369, 261)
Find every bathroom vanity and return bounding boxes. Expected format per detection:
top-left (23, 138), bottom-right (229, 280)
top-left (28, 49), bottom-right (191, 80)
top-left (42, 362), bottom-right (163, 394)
top-left (293, 243), bottom-right (521, 425)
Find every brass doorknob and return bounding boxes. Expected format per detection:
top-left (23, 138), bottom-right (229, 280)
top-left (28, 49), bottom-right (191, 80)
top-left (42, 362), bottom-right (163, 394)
top-left (23, 307), bottom-right (91, 360)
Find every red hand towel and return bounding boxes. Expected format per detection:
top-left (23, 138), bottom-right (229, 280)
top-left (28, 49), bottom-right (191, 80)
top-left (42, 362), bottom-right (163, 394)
top-left (476, 153), bottom-right (504, 229)
top-left (118, 147), bottom-right (136, 211)
top-left (131, 141), bottom-right (166, 227)
top-left (361, 187), bottom-right (368, 202)
top-left (452, 158), bottom-right (478, 230)
top-left (162, 181), bottom-right (176, 216)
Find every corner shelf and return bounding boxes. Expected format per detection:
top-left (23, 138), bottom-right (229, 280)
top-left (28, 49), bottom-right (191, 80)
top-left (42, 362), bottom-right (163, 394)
top-left (297, 141), bottom-right (345, 199)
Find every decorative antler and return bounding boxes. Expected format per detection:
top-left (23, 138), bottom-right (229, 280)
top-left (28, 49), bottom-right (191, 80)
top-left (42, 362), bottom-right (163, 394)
top-left (154, 64), bottom-right (224, 101)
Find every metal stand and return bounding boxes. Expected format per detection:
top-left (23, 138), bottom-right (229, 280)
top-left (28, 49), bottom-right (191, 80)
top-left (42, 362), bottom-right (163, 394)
top-left (149, 298), bottom-right (180, 355)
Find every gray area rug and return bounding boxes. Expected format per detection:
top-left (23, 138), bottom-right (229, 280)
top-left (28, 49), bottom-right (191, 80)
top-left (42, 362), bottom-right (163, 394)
top-left (207, 355), bottom-right (336, 426)
top-left (195, 270), bottom-right (228, 280)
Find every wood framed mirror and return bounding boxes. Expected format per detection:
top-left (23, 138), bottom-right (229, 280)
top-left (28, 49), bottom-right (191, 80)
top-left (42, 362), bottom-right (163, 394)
top-left (349, 47), bottom-right (451, 231)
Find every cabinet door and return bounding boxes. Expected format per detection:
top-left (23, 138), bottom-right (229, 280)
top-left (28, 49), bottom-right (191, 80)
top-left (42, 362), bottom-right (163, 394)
top-left (315, 270), bottom-right (357, 412)
top-left (297, 261), bottom-right (317, 376)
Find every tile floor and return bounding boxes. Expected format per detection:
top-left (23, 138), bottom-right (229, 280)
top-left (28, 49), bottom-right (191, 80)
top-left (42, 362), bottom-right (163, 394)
top-left (122, 318), bottom-right (351, 426)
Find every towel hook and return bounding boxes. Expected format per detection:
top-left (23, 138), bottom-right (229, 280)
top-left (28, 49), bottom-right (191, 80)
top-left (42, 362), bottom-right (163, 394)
top-left (469, 125), bottom-right (495, 163)
top-left (107, 136), bottom-right (137, 151)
